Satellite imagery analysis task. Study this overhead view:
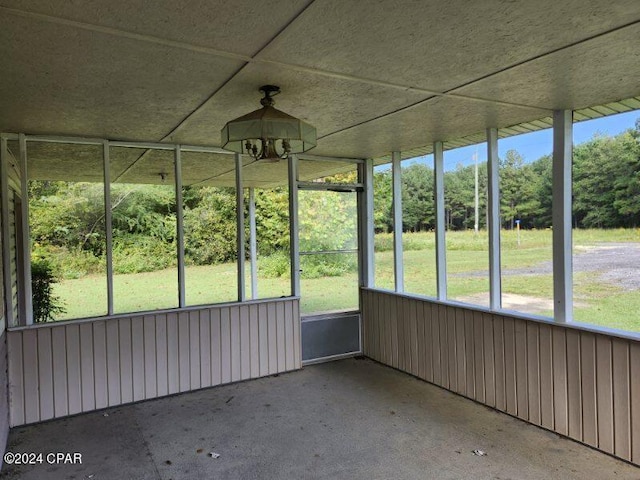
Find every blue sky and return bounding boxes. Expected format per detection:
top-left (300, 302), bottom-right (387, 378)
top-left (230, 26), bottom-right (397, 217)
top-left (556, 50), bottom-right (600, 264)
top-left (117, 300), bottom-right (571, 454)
top-left (386, 110), bottom-right (639, 171)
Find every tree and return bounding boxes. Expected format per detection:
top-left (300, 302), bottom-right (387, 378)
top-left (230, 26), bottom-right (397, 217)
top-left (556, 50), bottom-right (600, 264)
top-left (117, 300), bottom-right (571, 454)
top-left (499, 150), bottom-right (540, 229)
top-left (574, 135), bottom-right (623, 228)
top-left (373, 169), bottom-right (392, 233)
top-left (401, 163), bottom-right (435, 232)
top-left (444, 161), bottom-right (487, 231)
top-left (29, 181), bottom-right (107, 256)
top-left (529, 154), bottom-right (552, 228)
top-left (183, 186), bottom-right (237, 265)
top-left (298, 190), bottom-right (357, 252)
top-left (31, 258), bottom-right (66, 322)
top-left (254, 187), bottom-right (290, 255)
top-left (611, 130), bottom-right (640, 227)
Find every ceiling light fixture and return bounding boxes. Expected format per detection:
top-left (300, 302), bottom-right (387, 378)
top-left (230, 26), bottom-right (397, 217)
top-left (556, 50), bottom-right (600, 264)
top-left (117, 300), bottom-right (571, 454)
top-left (221, 85), bottom-right (317, 162)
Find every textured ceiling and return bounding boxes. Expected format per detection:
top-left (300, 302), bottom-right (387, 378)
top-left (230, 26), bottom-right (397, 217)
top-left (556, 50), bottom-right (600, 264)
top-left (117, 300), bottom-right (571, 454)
top-left (1, 0), bottom-right (639, 186)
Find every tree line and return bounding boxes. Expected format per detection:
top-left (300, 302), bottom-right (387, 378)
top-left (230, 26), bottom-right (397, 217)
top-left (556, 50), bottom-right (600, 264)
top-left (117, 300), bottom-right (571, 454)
top-left (374, 121), bottom-right (640, 233)
top-left (29, 177), bottom-right (356, 278)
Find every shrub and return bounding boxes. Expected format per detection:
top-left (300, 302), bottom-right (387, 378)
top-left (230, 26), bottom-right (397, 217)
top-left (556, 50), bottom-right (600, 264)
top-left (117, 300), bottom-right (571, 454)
top-left (183, 187), bottom-right (238, 265)
top-left (31, 258), bottom-right (66, 322)
top-left (259, 251), bottom-right (357, 279)
top-left (258, 251), bottom-right (291, 279)
top-left (33, 245), bottom-right (104, 280)
top-left (112, 235), bottom-right (176, 274)
top-left (300, 254), bottom-right (358, 279)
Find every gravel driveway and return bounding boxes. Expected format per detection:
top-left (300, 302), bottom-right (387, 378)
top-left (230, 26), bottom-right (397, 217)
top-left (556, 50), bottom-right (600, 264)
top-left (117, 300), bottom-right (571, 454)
top-left (464, 242), bottom-right (640, 291)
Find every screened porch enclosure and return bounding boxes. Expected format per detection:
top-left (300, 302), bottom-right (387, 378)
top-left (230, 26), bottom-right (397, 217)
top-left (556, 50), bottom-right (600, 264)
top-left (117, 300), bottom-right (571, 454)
top-left (3, 110), bottom-right (640, 469)
top-left (1, 0), bottom-right (640, 476)
top-left (0, 135), bottom-right (365, 429)
top-left (5, 138), bottom-right (361, 322)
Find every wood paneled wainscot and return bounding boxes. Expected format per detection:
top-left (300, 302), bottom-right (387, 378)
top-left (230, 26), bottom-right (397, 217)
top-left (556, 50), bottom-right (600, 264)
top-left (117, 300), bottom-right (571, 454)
top-left (7, 298), bottom-right (300, 426)
top-left (361, 288), bottom-right (640, 466)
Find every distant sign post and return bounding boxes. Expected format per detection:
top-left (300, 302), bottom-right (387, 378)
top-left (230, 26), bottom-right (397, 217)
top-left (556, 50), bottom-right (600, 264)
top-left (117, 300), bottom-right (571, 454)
top-left (515, 219), bottom-right (521, 246)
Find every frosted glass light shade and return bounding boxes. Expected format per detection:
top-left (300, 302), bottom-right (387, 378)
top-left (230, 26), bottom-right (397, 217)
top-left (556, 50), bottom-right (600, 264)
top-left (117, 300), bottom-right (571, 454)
top-left (221, 104), bottom-right (316, 154)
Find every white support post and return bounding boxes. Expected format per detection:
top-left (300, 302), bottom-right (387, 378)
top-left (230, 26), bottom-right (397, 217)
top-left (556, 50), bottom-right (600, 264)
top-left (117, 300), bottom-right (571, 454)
top-left (487, 128), bottom-right (502, 310)
top-left (392, 151), bottom-right (403, 293)
top-left (288, 154), bottom-right (300, 297)
top-left (552, 110), bottom-right (573, 323)
top-left (19, 134), bottom-right (33, 325)
top-left (434, 141), bottom-right (447, 301)
top-left (103, 141), bottom-right (114, 315)
top-left (175, 145), bottom-right (186, 308)
top-left (235, 153), bottom-right (246, 302)
top-left (360, 159), bottom-right (374, 287)
top-left (0, 137), bottom-right (14, 327)
top-left (249, 187), bottom-right (258, 300)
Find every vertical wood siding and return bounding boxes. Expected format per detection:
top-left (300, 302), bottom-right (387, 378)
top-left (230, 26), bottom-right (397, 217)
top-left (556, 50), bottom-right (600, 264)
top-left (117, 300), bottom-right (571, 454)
top-left (7, 298), bottom-right (300, 426)
top-left (361, 289), bottom-right (640, 466)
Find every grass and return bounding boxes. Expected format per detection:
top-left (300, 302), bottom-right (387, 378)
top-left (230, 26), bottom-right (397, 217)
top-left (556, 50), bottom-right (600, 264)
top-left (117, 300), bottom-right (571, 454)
top-left (52, 228), bottom-right (640, 332)
top-left (54, 262), bottom-right (359, 319)
top-left (573, 290), bottom-right (640, 332)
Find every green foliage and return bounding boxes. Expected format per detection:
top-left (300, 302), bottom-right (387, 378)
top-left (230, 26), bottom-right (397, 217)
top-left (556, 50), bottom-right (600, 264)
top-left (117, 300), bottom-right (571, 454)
top-left (371, 123), bottom-right (640, 233)
top-left (296, 189), bottom-right (358, 279)
top-left (29, 182), bottom-right (107, 256)
top-left (33, 244), bottom-right (103, 279)
top-left (111, 185), bottom-right (177, 238)
top-left (402, 163), bottom-right (435, 232)
top-left (500, 150), bottom-right (540, 229)
top-left (251, 185), bottom-right (361, 278)
top-left (255, 188), bottom-right (290, 256)
top-left (573, 130), bottom-right (640, 228)
top-left (375, 232), bottom-right (434, 252)
top-left (530, 154), bottom-right (553, 228)
top-left (403, 231), bottom-right (435, 251)
top-left (183, 186), bottom-right (237, 265)
top-left (373, 169), bottom-right (392, 233)
top-left (300, 253), bottom-right (358, 279)
top-left (259, 251), bottom-right (357, 280)
top-left (26, 123), bottom-right (640, 288)
top-left (31, 258), bottom-right (66, 322)
top-left (30, 182), bottom-right (182, 276)
top-left (258, 252), bottom-right (358, 278)
top-left (112, 235), bottom-right (176, 274)
top-left (374, 233), bottom-right (394, 252)
top-left (299, 190), bottom-right (357, 252)
top-left (444, 160), bottom-right (488, 231)
top-left (315, 170), bottom-right (358, 184)
top-left (258, 251), bottom-right (291, 279)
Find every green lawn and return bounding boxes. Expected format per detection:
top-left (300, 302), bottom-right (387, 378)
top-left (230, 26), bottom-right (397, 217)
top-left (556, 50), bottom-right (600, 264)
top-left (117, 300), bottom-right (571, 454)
top-left (53, 229), bottom-right (640, 332)
top-left (55, 262), bottom-right (359, 319)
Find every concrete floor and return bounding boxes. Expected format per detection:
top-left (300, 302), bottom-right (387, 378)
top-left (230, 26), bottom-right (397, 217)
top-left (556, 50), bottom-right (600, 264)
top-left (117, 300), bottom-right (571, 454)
top-left (1, 358), bottom-right (639, 480)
